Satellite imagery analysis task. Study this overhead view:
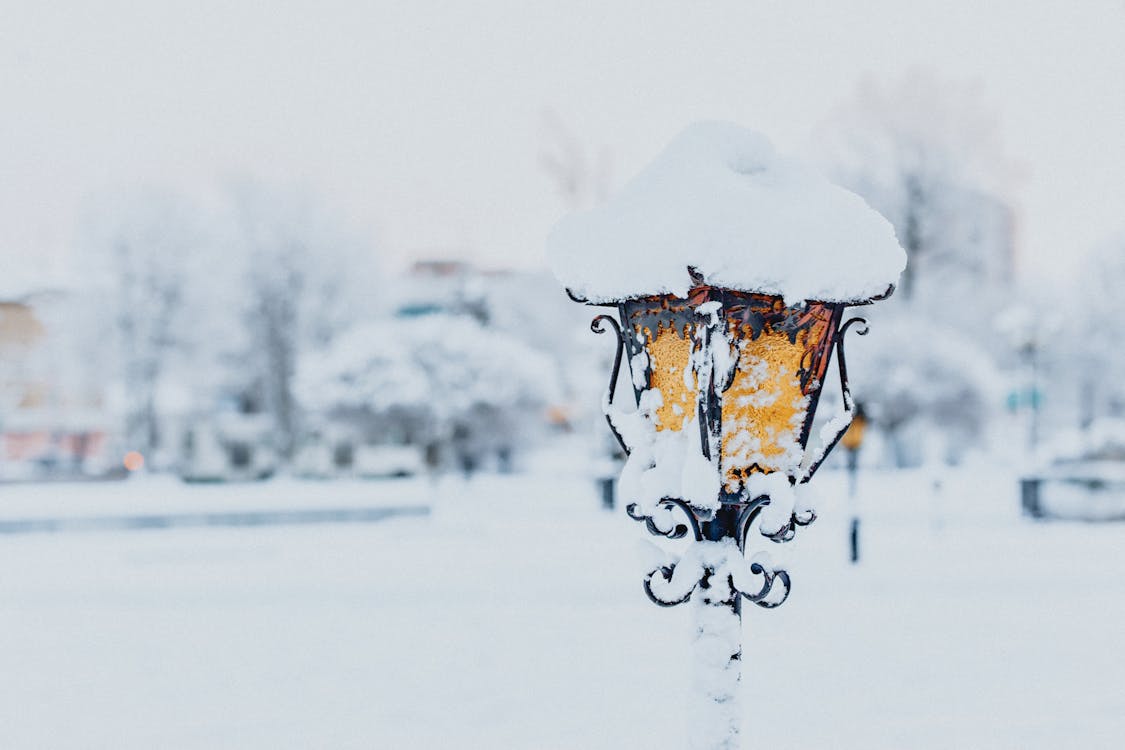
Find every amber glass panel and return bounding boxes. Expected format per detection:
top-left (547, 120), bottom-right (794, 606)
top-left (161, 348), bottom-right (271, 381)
top-left (621, 290), bottom-right (840, 494)
top-left (642, 323), bottom-right (696, 431)
top-left (624, 297), bottom-right (697, 433)
top-left (720, 296), bottom-right (838, 492)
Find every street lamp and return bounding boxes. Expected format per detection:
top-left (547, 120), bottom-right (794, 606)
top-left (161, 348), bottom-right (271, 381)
top-left (548, 122), bottom-right (905, 750)
top-left (841, 402), bottom-right (867, 563)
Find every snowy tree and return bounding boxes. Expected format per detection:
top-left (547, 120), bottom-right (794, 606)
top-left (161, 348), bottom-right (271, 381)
top-left (538, 108), bottom-right (612, 212)
top-left (229, 183), bottom-right (378, 460)
top-left (817, 71), bottom-right (1019, 460)
top-left (818, 70), bottom-right (1017, 314)
top-left (296, 313), bottom-right (560, 471)
top-left (848, 314), bottom-right (1000, 466)
top-left (1064, 234), bottom-right (1125, 425)
top-left (86, 191), bottom-right (203, 457)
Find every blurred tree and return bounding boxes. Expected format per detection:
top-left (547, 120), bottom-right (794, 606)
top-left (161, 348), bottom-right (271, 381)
top-left (538, 108), bottom-right (613, 212)
top-left (848, 315), bottom-right (1000, 466)
top-left (817, 70), bottom-right (1019, 464)
top-left (92, 192), bottom-right (201, 458)
top-left (229, 183), bottom-right (378, 460)
top-left (1069, 234), bottom-right (1125, 426)
top-left (818, 70), bottom-right (1018, 313)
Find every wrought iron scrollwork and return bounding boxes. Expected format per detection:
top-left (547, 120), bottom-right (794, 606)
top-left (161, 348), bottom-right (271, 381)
top-left (590, 314), bottom-right (629, 455)
top-left (799, 316), bottom-right (869, 484)
top-left (566, 287), bottom-right (590, 304)
top-left (626, 499), bottom-right (703, 542)
top-left (744, 565), bottom-right (791, 608)
top-left (628, 497), bottom-right (793, 610)
top-left (643, 565), bottom-right (695, 607)
top-left (733, 496), bottom-right (795, 607)
top-left (588, 303), bottom-right (877, 614)
top-left (628, 500), bottom-right (706, 607)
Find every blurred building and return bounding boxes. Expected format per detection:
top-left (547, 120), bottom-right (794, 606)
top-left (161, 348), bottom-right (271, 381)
top-left (0, 288), bottom-right (120, 480)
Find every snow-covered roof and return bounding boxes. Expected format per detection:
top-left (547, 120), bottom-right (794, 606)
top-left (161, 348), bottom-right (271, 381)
top-left (546, 121), bottom-right (906, 305)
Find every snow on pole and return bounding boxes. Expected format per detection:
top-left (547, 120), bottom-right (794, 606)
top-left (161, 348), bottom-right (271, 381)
top-left (688, 538), bottom-right (744, 750)
top-left (551, 121), bottom-right (905, 750)
top-left (690, 596), bottom-right (741, 750)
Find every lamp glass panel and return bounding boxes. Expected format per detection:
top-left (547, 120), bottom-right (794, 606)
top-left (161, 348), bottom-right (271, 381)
top-left (719, 295), bottom-right (839, 493)
top-left (624, 298), bottom-right (698, 433)
top-left (621, 290), bottom-right (842, 499)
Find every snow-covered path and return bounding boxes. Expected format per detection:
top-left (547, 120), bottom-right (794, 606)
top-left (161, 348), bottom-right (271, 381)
top-left (0, 456), bottom-right (1122, 748)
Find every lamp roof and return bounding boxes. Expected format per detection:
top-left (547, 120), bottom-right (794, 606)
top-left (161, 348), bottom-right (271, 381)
top-left (547, 121), bottom-right (906, 305)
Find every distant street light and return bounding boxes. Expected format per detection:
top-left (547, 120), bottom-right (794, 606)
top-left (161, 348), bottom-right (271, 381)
top-left (841, 402), bottom-right (868, 563)
top-left (549, 122), bottom-right (904, 750)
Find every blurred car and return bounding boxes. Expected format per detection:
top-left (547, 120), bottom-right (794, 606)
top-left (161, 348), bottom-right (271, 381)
top-left (179, 414), bottom-right (278, 483)
top-left (292, 441), bottom-right (336, 480)
top-left (1022, 419), bottom-right (1125, 521)
top-left (352, 444), bottom-right (423, 478)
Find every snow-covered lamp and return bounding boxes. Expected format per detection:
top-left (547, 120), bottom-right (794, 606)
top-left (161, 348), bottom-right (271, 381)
top-left (548, 123), bottom-right (905, 750)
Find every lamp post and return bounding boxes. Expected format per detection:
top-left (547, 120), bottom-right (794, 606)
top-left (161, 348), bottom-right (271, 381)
top-left (841, 402), bottom-right (867, 564)
top-left (571, 277), bottom-right (885, 748)
top-left (548, 122), bottom-right (905, 750)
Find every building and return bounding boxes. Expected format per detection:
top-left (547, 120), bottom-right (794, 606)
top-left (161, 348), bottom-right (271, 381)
top-left (0, 288), bottom-right (120, 480)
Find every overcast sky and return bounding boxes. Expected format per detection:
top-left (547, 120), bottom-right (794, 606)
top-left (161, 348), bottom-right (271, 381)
top-left (3, 0), bottom-right (1123, 286)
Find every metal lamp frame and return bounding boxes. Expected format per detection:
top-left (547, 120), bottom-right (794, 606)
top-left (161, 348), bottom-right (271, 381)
top-left (572, 279), bottom-right (885, 610)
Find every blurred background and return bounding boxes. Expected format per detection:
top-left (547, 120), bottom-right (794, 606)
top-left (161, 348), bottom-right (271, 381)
top-left (2, 2), bottom-right (1125, 748)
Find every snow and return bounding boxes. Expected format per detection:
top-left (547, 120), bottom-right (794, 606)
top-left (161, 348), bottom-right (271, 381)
top-left (610, 397), bottom-right (721, 514)
top-left (688, 550), bottom-right (743, 750)
top-left (745, 473), bottom-right (798, 535)
top-left (1, 455), bottom-right (1122, 748)
top-left (547, 121), bottom-right (906, 305)
top-left (0, 474), bottom-right (430, 522)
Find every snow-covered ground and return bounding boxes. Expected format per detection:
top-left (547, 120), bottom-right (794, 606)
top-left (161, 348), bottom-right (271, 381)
top-left (1, 445), bottom-right (1123, 749)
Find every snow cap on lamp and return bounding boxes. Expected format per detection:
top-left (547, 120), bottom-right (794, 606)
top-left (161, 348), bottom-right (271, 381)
top-left (546, 121), bottom-right (906, 305)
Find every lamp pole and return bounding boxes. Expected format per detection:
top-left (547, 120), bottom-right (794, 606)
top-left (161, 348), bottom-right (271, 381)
top-left (547, 122), bottom-right (906, 750)
top-left (580, 288), bottom-right (878, 750)
top-left (691, 506), bottom-right (745, 750)
top-left (841, 403), bottom-right (867, 564)
top-left (848, 449), bottom-right (860, 563)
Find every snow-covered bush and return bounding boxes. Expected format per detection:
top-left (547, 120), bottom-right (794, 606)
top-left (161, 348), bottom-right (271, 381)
top-left (848, 313), bottom-right (1000, 467)
top-left (297, 313), bottom-right (561, 472)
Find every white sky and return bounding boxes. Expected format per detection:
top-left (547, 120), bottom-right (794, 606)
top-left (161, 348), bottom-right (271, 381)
top-left (3, 0), bottom-right (1124, 285)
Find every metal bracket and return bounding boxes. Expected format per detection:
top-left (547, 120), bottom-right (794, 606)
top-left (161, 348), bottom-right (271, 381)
top-left (627, 499), bottom-right (793, 610)
top-left (799, 316), bottom-right (868, 484)
top-left (591, 314), bottom-right (629, 455)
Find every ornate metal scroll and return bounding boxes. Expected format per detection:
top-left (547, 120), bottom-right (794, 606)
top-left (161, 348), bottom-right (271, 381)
top-left (627, 498), bottom-right (793, 610)
top-left (590, 313), bottom-right (629, 454)
top-left (580, 284), bottom-right (881, 613)
top-left (799, 316), bottom-right (869, 484)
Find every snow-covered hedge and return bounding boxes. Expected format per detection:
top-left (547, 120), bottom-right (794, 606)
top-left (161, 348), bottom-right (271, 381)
top-left (297, 313), bottom-right (561, 450)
